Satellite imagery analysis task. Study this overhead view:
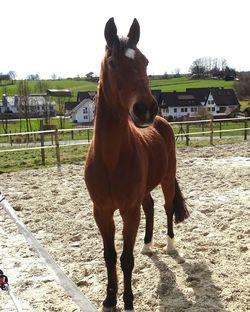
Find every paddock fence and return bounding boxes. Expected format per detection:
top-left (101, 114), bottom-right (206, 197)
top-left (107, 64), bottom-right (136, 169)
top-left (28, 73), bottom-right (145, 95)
top-left (0, 117), bottom-right (249, 171)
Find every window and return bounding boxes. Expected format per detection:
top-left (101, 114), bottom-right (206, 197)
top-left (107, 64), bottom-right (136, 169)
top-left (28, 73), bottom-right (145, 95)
top-left (83, 107), bottom-right (88, 113)
top-left (185, 108), bottom-right (188, 112)
top-left (174, 108), bottom-right (177, 113)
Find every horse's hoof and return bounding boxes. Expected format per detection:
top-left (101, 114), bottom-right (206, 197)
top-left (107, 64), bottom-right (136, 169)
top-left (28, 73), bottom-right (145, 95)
top-left (141, 242), bottom-right (154, 255)
top-left (102, 306), bottom-right (116, 312)
top-left (166, 236), bottom-right (176, 253)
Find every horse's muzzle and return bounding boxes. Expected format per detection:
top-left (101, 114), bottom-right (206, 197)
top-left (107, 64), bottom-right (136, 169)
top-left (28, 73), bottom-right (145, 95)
top-left (130, 100), bottom-right (158, 128)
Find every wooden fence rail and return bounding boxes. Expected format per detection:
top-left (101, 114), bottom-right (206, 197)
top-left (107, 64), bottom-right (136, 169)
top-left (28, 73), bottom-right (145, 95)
top-left (0, 117), bottom-right (249, 170)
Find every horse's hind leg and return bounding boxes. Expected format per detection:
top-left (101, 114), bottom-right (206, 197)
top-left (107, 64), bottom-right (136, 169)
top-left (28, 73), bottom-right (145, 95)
top-left (161, 179), bottom-right (176, 253)
top-left (162, 178), bottom-right (189, 253)
top-left (141, 193), bottom-right (154, 254)
top-left (94, 206), bottom-right (117, 311)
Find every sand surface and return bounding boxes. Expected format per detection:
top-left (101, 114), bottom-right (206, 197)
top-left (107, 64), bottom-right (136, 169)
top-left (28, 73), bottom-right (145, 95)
top-left (0, 142), bottom-right (249, 312)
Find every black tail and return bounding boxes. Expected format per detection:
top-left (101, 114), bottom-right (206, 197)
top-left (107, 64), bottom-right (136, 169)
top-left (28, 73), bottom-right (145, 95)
top-left (173, 179), bottom-right (189, 224)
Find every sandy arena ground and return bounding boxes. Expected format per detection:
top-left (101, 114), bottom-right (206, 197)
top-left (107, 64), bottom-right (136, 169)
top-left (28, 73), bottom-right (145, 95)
top-left (0, 142), bottom-right (249, 312)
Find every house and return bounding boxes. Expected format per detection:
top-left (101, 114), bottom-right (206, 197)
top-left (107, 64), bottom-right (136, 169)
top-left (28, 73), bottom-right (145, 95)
top-left (186, 88), bottom-right (210, 105)
top-left (77, 91), bottom-right (96, 103)
top-left (65, 101), bottom-right (79, 115)
top-left (69, 98), bottom-right (95, 123)
top-left (204, 88), bottom-right (239, 118)
top-left (151, 89), bottom-right (162, 105)
top-left (160, 92), bottom-right (202, 119)
top-left (0, 94), bottom-right (56, 118)
top-left (243, 107), bottom-right (250, 117)
top-left (64, 91), bottom-right (96, 116)
top-left (47, 89), bottom-right (71, 97)
top-left (159, 88), bottom-right (240, 120)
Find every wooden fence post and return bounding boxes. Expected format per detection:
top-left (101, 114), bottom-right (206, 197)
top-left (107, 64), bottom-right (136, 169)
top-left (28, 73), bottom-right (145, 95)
top-left (186, 124), bottom-right (190, 146)
top-left (9, 131), bottom-right (13, 146)
top-left (55, 128), bottom-right (61, 174)
top-left (87, 129), bottom-right (90, 142)
top-left (40, 120), bottom-right (45, 166)
top-left (210, 119), bottom-right (214, 145)
top-left (244, 118), bottom-right (248, 140)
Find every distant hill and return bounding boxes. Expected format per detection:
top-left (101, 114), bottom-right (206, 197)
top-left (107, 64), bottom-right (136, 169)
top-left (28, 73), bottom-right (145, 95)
top-left (150, 76), bottom-right (234, 92)
top-left (0, 77), bottom-right (234, 99)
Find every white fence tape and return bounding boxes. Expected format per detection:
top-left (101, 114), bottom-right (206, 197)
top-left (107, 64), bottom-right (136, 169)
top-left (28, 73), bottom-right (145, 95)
top-left (0, 192), bottom-right (98, 312)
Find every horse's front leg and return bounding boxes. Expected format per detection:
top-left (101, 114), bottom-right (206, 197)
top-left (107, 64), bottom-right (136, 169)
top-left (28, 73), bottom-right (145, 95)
top-left (120, 206), bottom-right (141, 311)
top-left (94, 206), bottom-right (117, 311)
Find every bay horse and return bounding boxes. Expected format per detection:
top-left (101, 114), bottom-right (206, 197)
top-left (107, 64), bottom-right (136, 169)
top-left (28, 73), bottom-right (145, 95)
top-left (84, 18), bottom-right (189, 311)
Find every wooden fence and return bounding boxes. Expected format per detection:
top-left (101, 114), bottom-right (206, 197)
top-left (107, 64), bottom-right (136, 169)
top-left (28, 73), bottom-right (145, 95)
top-left (0, 117), bottom-right (249, 171)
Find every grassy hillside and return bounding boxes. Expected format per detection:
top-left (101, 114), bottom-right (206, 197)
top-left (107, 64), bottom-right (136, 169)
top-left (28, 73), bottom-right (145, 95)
top-left (0, 77), bottom-right (234, 99)
top-left (150, 76), bottom-right (234, 91)
top-left (0, 79), bottom-right (97, 100)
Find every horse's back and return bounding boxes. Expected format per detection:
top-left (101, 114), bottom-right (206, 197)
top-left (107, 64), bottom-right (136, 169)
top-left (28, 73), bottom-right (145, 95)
top-left (152, 116), bottom-right (175, 145)
top-left (138, 116), bottom-right (176, 192)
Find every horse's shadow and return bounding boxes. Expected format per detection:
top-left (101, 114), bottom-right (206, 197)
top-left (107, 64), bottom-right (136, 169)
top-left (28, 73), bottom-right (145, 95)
top-left (148, 251), bottom-right (227, 312)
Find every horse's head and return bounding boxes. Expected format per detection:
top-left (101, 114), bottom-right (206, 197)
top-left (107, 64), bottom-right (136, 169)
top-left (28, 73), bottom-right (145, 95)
top-left (102, 18), bottom-right (158, 128)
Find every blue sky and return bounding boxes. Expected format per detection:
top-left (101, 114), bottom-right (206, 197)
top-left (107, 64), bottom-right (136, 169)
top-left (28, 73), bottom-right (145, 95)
top-left (1, 0), bottom-right (249, 79)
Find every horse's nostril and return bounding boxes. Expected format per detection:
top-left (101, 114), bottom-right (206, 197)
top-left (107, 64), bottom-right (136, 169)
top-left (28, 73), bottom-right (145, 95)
top-left (133, 102), bottom-right (147, 118)
top-left (132, 101), bottom-right (158, 126)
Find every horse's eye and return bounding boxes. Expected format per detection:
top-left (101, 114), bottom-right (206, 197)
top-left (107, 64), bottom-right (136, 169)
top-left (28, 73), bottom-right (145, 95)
top-left (107, 57), bottom-right (116, 69)
top-left (145, 58), bottom-right (149, 66)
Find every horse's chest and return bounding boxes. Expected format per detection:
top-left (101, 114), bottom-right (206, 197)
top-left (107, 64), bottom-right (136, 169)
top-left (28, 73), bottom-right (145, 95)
top-left (85, 153), bottom-right (146, 208)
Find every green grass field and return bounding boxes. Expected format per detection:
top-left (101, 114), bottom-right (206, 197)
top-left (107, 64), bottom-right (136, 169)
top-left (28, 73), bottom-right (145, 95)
top-left (0, 76), bottom-right (248, 173)
top-left (0, 79), bottom-right (97, 100)
top-left (0, 135), bottom-right (248, 173)
top-left (0, 76), bottom-right (235, 99)
top-left (150, 77), bottom-right (234, 91)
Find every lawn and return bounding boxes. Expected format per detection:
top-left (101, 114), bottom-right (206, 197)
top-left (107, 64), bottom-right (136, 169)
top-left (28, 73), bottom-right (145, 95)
top-left (150, 76), bottom-right (234, 91)
top-left (0, 79), bottom-right (97, 100)
top-left (0, 135), bottom-right (248, 173)
top-left (0, 76), bottom-right (235, 99)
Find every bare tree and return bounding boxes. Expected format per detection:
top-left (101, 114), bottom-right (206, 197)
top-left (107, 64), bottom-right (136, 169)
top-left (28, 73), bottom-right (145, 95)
top-left (17, 80), bottom-right (32, 134)
top-left (234, 72), bottom-right (250, 100)
top-left (190, 57), bottom-right (231, 78)
top-left (8, 71), bottom-right (17, 84)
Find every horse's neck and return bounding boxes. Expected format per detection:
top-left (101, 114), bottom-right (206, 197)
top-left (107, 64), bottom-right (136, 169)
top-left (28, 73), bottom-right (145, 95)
top-left (94, 90), bottom-right (131, 170)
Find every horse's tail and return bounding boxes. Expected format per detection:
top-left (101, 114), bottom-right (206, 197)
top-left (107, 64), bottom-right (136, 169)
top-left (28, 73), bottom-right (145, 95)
top-left (173, 179), bottom-right (189, 223)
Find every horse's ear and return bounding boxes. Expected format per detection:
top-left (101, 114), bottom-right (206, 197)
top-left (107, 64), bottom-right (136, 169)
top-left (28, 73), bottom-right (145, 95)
top-left (127, 18), bottom-right (140, 46)
top-left (104, 17), bottom-right (118, 48)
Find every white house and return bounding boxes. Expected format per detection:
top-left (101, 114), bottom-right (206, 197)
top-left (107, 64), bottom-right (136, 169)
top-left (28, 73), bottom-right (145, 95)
top-left (160, 92), bottom-right (202, 119)
top-left (70, 98), bottom-right (95, 123)
top-left (160, 88), bottom-right (240, 120)
top-left (1, 94), bottom-right (56, 117)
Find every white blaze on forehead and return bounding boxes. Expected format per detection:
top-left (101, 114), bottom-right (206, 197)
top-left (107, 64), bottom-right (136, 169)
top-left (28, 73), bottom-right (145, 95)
top-left (125, 48), bottom-right (135, 59)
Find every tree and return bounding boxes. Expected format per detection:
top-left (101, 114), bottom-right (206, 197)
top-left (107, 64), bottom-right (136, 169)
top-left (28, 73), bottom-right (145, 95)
top-left (26, 73), bottom-right (40, 80)
top-left (174, 68), bottom-right (180, 77)
top-left (35, 80), bottom-right (51, 124)
top-left (85, 72), bottom-right (94, 81)
top-left (8, 70), bottom-right (17, 82)
top-left (189, 57), bottom-right (232, 79)
top-left (51, 73), bottom-right (57, 80)
top-left (234, 72), bottom-right (250, 100)
top-left (17, 80), bottom-right (32, 134)
top-left (189, 58), bottom-right (206, 78)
